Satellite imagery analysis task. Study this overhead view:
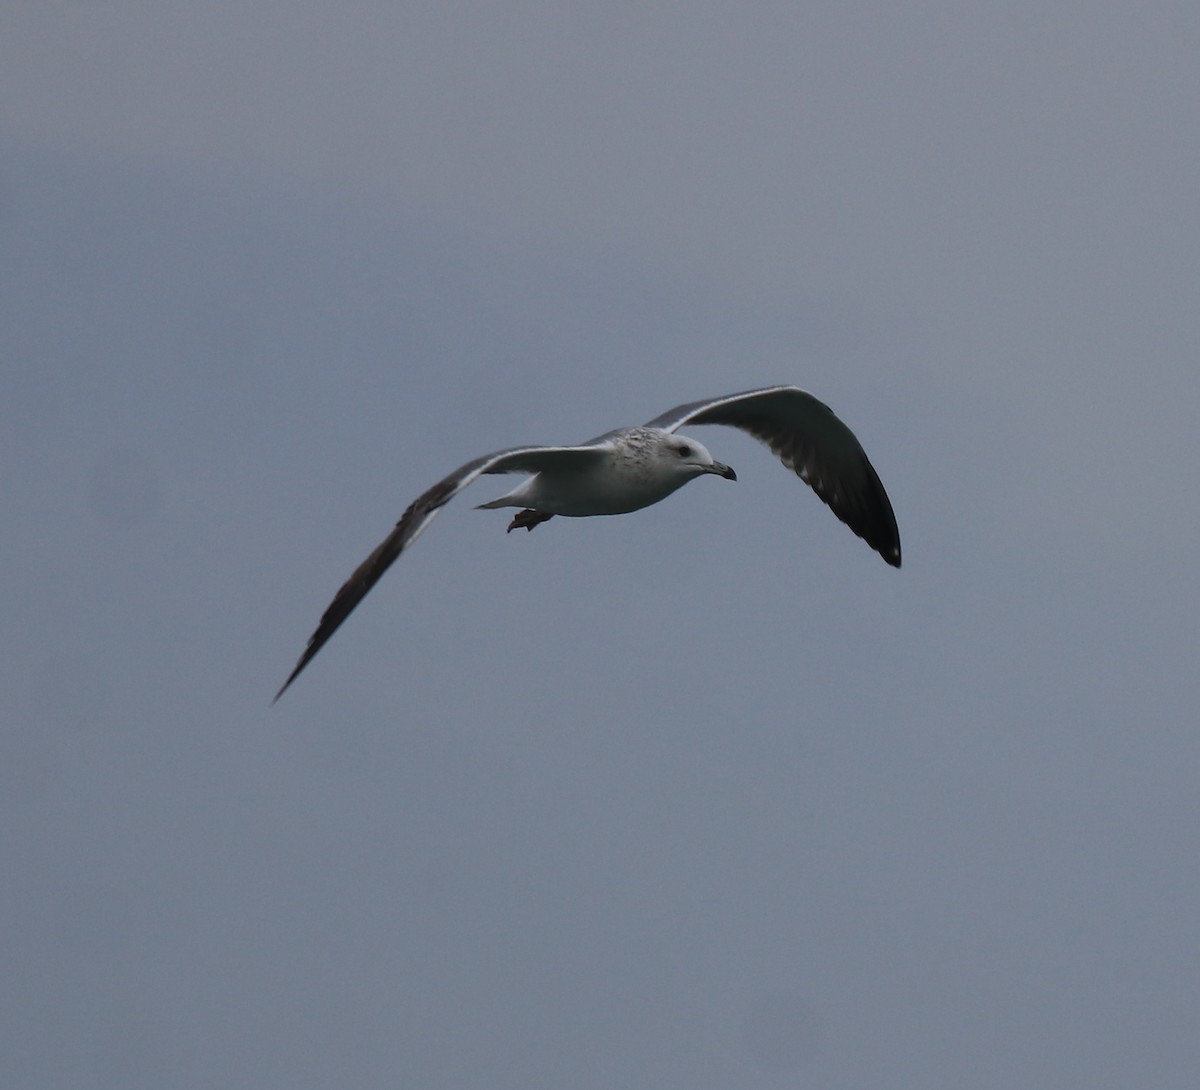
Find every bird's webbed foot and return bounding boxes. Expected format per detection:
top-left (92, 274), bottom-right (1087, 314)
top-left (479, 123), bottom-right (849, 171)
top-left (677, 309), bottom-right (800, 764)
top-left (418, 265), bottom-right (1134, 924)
top-left (506, 509), bottom-right (555, 533)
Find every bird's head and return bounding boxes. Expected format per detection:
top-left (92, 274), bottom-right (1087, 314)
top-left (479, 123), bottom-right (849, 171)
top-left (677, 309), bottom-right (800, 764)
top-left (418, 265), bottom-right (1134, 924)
top-left (659, 433), bottom-right (737, 482)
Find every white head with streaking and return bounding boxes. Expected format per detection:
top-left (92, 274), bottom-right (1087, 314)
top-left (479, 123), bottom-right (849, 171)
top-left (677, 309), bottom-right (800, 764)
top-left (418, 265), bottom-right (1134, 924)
top-left (274, 385), bottom-right (901, 701)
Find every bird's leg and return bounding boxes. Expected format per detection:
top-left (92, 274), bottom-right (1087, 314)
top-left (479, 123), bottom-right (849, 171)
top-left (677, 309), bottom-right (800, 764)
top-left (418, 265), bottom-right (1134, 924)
top-left (506, 509), bottom-right (555, 533)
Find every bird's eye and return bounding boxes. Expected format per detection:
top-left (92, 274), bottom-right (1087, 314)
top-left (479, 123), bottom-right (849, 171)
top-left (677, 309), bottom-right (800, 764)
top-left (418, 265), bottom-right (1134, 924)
top-left (676, 444), bottom-right (692, 457)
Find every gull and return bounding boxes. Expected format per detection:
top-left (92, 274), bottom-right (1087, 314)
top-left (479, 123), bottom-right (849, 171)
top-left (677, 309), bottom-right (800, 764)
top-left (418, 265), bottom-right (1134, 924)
top-left (274, 385), bottom-right (901, 700)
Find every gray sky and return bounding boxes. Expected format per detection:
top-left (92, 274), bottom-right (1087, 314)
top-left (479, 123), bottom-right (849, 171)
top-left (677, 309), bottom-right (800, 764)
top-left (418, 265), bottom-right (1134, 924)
top-left (4, 4), bottom-right (1199, 1087)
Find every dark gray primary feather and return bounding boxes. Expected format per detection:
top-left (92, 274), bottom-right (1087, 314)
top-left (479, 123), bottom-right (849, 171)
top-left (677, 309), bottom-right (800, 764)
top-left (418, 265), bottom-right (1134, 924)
top-left (645, 385), bottom-right (901, 568)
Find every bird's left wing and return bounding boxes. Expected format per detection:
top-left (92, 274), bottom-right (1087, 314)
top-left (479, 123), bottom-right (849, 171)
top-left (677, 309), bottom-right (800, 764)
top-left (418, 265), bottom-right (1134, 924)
top-left (274, 443), bottom-right (607, 701)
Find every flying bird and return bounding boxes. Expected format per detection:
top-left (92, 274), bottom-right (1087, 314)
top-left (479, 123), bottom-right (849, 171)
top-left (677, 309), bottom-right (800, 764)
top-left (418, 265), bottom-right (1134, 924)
top-left (274, 385), bottom-right (900, 700)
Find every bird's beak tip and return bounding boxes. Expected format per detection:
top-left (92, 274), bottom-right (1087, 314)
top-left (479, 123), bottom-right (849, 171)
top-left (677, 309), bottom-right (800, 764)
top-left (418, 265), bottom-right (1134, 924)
top-left (716, 462), bottom-right (737, 481)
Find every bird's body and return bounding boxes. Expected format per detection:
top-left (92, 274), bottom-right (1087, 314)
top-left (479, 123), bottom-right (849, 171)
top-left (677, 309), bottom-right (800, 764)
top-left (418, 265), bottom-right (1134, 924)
top-left (476, 427), bottom-right (735, 519)
top-left (274, 385), bottom-right (900, 700)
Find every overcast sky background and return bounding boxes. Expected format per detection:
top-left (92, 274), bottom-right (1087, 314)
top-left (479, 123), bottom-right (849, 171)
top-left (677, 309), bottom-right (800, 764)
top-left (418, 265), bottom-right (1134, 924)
top-left (3, 4), bottom-right (1199, 1087)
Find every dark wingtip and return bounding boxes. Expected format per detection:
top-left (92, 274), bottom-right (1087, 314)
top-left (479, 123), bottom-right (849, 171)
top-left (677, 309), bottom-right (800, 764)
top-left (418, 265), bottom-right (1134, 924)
top-left (271, 668), bottom-right (299, 706)
top-left (272, 642), bottom-right (322, 705)
top-left (872, 530), bottom-right (901, 568)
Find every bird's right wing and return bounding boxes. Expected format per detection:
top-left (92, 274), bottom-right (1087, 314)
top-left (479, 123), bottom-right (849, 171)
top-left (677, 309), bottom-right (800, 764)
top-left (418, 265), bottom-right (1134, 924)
top-left (646, 385), bottom-right (901, 567)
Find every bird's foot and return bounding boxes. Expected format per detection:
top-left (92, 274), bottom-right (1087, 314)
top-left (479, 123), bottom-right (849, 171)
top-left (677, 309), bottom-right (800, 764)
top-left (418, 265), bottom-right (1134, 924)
top-left (506, 509), bottom-right (555, 533)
